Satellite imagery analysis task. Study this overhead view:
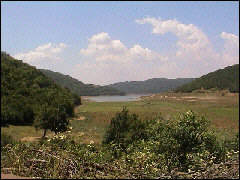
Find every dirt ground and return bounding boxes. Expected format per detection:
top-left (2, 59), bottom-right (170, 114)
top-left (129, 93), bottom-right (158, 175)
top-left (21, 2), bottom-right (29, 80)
top-left (75, 116), bottom-right (86, 120)
top-left (1, 173), bottom-right (32, 179)
top-left (21, 136), bottom-right (41, 142)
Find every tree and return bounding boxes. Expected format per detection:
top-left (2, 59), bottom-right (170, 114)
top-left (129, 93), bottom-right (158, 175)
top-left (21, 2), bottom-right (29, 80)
top-left (1, 52), bottom-right (78, 127)
top-left (103, 107), bottom-right (145, 150)
top-left (34, 104), bottom-right (69, 138)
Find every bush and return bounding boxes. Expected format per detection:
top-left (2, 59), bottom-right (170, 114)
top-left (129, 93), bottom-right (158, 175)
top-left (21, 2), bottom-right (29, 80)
top-left (1, 109), bottom-right (239, 179)
top-left (144, 110), bottom-right (227, 170)
top-left (171, 111), bottom-right (222, 168)
top-left (104, 109), bottom-right (228, 171)
top-left (103, 107), bottom-right (146, 152)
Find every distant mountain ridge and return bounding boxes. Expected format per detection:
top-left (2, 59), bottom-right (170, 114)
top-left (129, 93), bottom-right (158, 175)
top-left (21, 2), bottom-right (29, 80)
top-left (175, 64), bottom-right (239, 93)
top-left (40, 69), bottom-right (125, 96)
top-left (106, 78), bottom-right (195, 94)
top-left (39, 64), bottom-right (239, 95)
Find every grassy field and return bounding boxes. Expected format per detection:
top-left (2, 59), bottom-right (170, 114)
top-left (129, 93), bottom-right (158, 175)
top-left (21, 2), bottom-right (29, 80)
top-left (2, 91), bottom-right (239, 144)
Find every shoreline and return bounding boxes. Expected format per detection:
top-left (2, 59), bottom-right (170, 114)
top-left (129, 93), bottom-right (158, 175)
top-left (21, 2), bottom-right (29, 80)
top-left (81, 94), bottom-right (154, 102)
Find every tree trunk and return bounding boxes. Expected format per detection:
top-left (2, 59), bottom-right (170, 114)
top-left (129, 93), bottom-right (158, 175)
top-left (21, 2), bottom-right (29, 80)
top-left (42, 129), bottom-right (47, 138)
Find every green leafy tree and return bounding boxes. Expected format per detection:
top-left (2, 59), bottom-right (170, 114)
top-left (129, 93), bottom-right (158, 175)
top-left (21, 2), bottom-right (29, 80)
top-left (34, 104), bottom-right (69, 138)
top-left (171, 111), bottom-right (211, 166)
top-left (175, 64), bottom-right (239, 92)
top-left (103, 107), bottom-right (146, 151)
top-left (1, 52), bottom-right (79, 126)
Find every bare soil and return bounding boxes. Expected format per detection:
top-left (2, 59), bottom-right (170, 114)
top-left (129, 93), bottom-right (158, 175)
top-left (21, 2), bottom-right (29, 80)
top-left (75, 116), bottom-right (86, 120)
top-left (1, 173), bottom-right (32, 179)
top-left (21, 136), bottom-right (41, 142)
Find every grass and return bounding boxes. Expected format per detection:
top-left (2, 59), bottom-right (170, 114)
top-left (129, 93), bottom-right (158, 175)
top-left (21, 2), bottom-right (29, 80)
top-left (1, 91), bottom-right (239, 179)
top-left (1, 106), bottom-right (239, 179)
top-left (70, 91), bottom-right (239, 143)
top-left (1, 125), bottom-right (57, 143)
top-left (1, 91), bottom-right (239, 144)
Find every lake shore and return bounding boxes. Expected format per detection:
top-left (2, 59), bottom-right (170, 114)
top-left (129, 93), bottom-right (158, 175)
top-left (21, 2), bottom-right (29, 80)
top-left (82, 94), bottom-right (153, 102)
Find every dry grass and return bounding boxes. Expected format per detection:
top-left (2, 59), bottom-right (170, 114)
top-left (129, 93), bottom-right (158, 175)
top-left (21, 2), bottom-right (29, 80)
top-left (70, 91), bottom-right (238, 143)
top-left (1, 125), bottom-right (55, 142)
top-left (2, 91), bottom-right (238, 144)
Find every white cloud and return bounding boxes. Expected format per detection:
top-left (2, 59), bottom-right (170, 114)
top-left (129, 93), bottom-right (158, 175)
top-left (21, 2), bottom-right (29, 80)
top-left (136, 17), bottom-right (239, 78)
top-left (14, 43), bottom-right (67, 68)
top-left (72, 32), bottom-right (171, 85)
top-left (80, 32), bottom-right (166, 63)
top-left (136, 17), bottom-right (214, 61)
top-left (89, 32), bottom-right (111, 44)
top-left (220, 32), bottom-right (239, 66)
top-left (13, 18), bottom-right (238, 85)
top-left (221, 32), bottom-right (239, 45)
top-left (73, 27), bottom-right (239, 85)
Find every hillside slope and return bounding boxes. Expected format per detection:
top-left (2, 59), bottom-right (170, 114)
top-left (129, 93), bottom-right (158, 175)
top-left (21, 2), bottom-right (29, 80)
top-left (1, 52), bottom-right (81, 126)
top-left (40, 69), bottom-right (125, 96)
top-left (106, 78), bottom-right (195, 94)
top-left (175, 64), bottom-right (239, 93)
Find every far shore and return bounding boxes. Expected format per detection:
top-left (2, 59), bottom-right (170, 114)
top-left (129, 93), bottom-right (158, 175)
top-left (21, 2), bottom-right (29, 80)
top-left (81, 94), bottom-right (154, 102)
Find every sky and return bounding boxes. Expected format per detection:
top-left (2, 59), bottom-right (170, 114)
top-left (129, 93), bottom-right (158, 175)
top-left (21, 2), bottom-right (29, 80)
top-left (1, 1), bottom-right (239, 85)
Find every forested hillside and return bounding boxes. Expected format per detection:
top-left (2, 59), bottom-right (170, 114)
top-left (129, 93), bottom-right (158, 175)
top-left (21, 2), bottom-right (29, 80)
top-left (1, 52), bottom-right (81, 127)
top-left (175, 64), bottom-right (239, 93)
top-left (40, 69), bottom-right (125, 96)
top-left (106, 78), bottom-right (194, 94)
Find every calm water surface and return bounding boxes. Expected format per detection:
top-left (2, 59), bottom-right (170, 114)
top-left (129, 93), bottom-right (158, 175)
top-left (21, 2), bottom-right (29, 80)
top-left (84, 94), bottom-right (153, 102)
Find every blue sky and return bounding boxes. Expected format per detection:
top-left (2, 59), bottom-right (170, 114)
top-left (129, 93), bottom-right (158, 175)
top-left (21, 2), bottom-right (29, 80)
top-left (1, 1), bottom-right (239, 85)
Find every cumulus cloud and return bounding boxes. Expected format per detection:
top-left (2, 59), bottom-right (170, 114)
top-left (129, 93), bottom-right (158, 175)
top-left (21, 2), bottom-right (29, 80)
top-left (14, 18), bottom-right (238, 85)
top-left (72, 32), bottom-right (171, 85)
top-left (221, 32), bottom-right (239, 45)
top-left (73, 26), bottom-right (239, 85)
top-left (14, 42), bottom-right (67, 68)
top-left (80, 32), bottom-right (166, 63)
top-left (220, 32), bottom-right (239, 66)
top-left (136, 17), bottom-right (239, 77)
top-left (136, 17), bottom-right (214, 61)
top-left (72, 58), bottom-right (180, 85)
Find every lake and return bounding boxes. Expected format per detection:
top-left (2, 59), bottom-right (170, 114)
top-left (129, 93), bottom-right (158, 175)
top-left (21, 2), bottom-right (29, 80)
top-left (83, 94), bottom-right (153, 102)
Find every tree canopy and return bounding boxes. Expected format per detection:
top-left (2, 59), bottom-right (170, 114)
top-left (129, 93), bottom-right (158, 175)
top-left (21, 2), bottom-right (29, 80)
top-left (175, 64), bottom-right (239, 93)
top-left (106, 78), bottom-right (195, 94)
top-left (40, 69), bottom-right (125, 96)
top-left (1, 52), bottom-right (81, 135)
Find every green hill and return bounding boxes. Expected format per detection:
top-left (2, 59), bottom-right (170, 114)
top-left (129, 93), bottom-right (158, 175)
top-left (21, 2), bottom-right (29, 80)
top-left (175, 64), bottom-right (239, 93)
top-left (106, 78), bottom-right (195, 94)
top-left (40, 69), bottom-right (125, 96)
top-left (1, 52), bottom-right (81, 126)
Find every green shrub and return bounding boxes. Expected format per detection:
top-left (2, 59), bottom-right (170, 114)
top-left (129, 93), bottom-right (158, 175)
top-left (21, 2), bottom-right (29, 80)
top-left (103, 109), bottom-right (226, 170)
top-left (151, 110), bottom-right (226, 170)
top-left (172, 111), bottom-right (211, 165)
top-left (103, 107), bottom-right (146, 152)
top-left (1, 109), bottom-right (239, 178)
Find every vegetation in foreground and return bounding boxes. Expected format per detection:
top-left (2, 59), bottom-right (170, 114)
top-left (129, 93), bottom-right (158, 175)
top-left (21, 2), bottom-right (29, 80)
top-left (1, 109), bottom-right (239, 179)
